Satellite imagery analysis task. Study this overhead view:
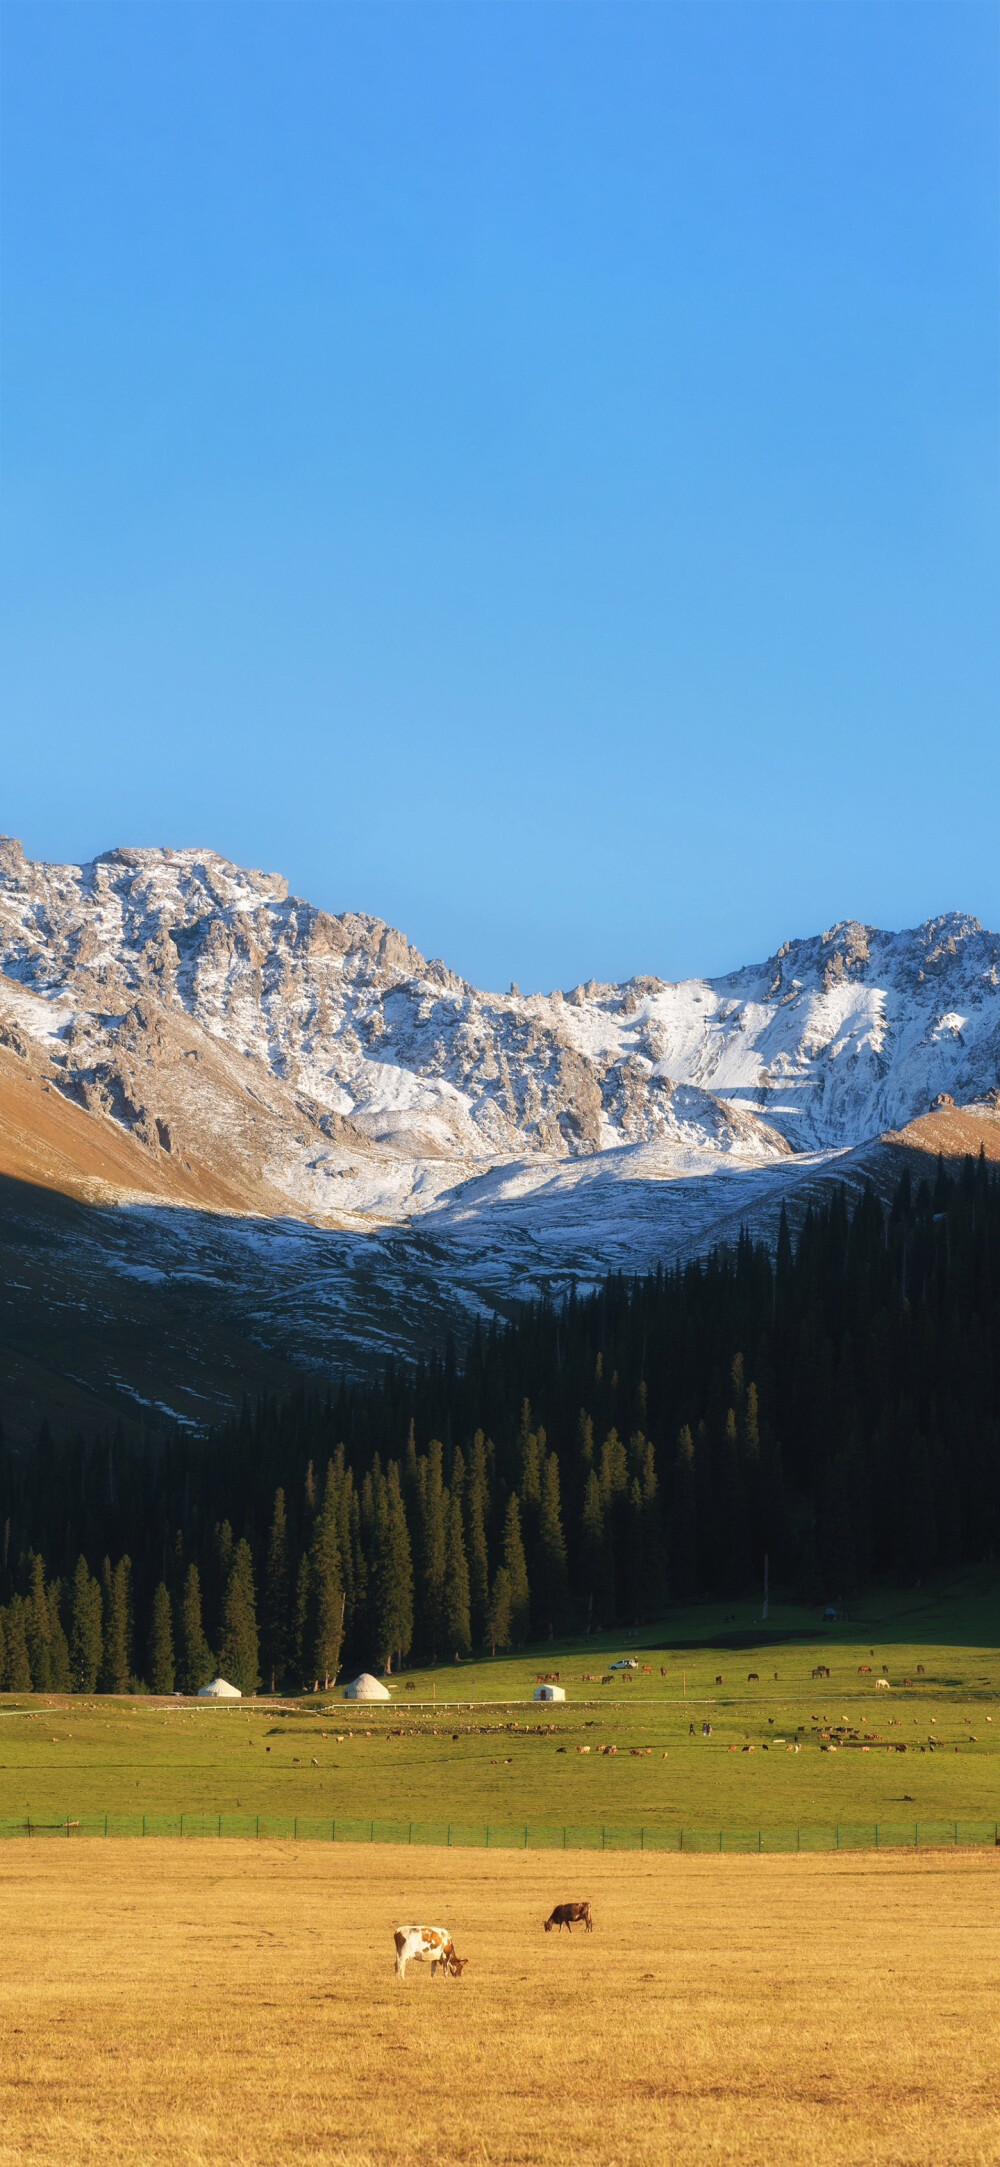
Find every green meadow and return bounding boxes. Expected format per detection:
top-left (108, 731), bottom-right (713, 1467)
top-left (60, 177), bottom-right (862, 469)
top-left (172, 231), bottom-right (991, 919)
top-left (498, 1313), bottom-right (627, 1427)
top-left (1, 1575), bottom-right (998, 1836)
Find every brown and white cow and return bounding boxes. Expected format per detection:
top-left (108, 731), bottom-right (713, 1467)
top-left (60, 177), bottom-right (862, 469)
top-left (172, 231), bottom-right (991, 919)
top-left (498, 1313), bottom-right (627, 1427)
top-left (544, 1901), bottom-right (593, 1933)
top-left (393, 1926), bottom-right (468, 1980)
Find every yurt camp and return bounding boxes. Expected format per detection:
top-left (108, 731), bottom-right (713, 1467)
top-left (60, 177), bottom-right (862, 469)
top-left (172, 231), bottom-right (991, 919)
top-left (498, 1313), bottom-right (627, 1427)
top-left (197, 1677), bottom-right (242, 1699)
top-left (343, 1672), bottom-right (392, 1700)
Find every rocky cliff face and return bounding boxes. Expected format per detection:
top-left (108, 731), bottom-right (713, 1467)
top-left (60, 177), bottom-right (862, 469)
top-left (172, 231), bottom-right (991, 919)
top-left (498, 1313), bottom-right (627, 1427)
top-left (1, 839), bottom-right (998, 1231)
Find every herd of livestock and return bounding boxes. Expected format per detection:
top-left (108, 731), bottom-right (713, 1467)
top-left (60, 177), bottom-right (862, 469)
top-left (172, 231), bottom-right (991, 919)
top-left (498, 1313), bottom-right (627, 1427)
top-left (393, 1901), bottom-right (593, 1979)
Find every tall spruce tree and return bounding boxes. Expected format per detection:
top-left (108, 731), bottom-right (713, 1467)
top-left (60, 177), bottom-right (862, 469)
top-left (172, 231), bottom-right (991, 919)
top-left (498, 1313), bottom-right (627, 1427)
top-left (69, 1557), bottom-right (104, 1692)
top-left (370, 1463), bottom-right (414, 1672)
top-left (263, 1487), bottom-right (290, 1691)
top-left (501, 1494), bottom-right (530, 1646)
top-left (580, 1469), bottom-right (612, 1628)
top-left (100, 1556), bottom-right (132, 1694)
top-left (443, 1490), bottom-right (471, 1657)
top-left (416, 1441), bottom-right (447, 1659)
top-left (25, 1553), bottom-right (52, 1691)
top-left (464, 1431), bottom-right (491, 1645)
top-left (4, 1597), bottom-right (31, 1691)
top-left (486, 1565), bottom-right (513, 1656)
top-left (308, 1462), bottom-right (344, 1689)
top-left (148, 1582), bottom-right (176, 1694)
top-left (218, 1539), bottom-right (260, 1695)
top-left (293, 1552), bottom-right (311, 1686)
top-left (177, 1563), bottom-right (213, 1694)
top-left (46, 1580), bottom-right (72, 1692)
top-left (536, 1452), bottom-right (571, 1636)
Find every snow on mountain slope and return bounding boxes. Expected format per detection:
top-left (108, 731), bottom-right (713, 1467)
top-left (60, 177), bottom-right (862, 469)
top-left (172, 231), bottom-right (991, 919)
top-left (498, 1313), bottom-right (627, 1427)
top-left (2, 835), bottom-right (999, 1432)
top-left (1, 837), bottom-right (998, 1240)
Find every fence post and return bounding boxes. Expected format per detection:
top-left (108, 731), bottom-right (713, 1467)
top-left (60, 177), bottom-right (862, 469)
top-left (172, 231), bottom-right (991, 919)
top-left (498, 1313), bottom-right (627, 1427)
top-left (257, 1817), bottom-right (260, 1840)
top-left (797, 1828), bottom-right (801, 1852)
top-left (332, 1820), bottom-right (337, 1843)
top-left (179, 1815), bottom-right (183, 1840)
top-left (486, 1826), bottom-right (490, 1849)
top-left (523, 1826), bottom-right (528, 1850)
top-left (955, 1822), bottom-right (959, 1846)
top-left (679, 1829), bottom-right (683, 1851)
top-left (142, 1816), bottom-right (146, 1838)
top-left (409, 1823), bottom-right (413, 1845)
top-left (447, 1825), bottom-right (452, 1848)
top-left (875, 1824), bottom-right (879, 1849)
top-left (563, 1827), bottom-right (567, 1849)
top-left (294, 1818), bottom-right (298, 1840)
top-left (371, 1821), bottom-right (375, 1843)
top-left (218, 1814), bottom-right (222, 1838)
top-left (758, 1829), bottom-right (762, 1854)
top-left (835, 1825), bottom-right (839, 1849)
top-left (602, 1826), bottom-right (607, 1851)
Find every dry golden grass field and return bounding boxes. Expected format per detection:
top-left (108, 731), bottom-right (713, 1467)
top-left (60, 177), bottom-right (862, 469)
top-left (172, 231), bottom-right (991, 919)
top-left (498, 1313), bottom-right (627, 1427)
top-left (0, 1842), bottom-right (998, 2167)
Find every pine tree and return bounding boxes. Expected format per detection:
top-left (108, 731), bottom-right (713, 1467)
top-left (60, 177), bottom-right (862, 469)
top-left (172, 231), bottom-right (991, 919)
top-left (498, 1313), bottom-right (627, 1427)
top-left (309, 1463), bottom-right (344, 1689)
top-left (177, 1563), bottom-right (213, 1694)
top-left (218, 1539), bottom-right (260, 1695)
top-left (293, 1552), bottom-right (311, 1686)
top-left (443, 1491), bottom-right (471, 1657)
top-left (4, 1597), bottom-right (31, 1691)
top-left (69, 1557), bottom-right (104, 1693)
top-left (46, 1580), bottom-right (72, 1693)
top-left (416, 1441), bottom-right (447, 1659)
top-left (100, 1556), bottom-right (132, 1694)
top-left (148, 1582), bottom-right (176, 1694)
top-left (263, 1487), bottom-right (290, 1691)
top-left (25, 1553), bottom-right (52, 1691)
top-left (501, 1494), bottom-right (530, 1646)
top-left (213, 1520), bottom-right (235, 1647)
top-left (486, 1565), bottom-right (513, 1656)
top-left (464, 1432), bottom-right (491, 1646)
top-left (537, 1453), bottom-right (570, 1635)
top-left (370, 1463), bottom-right (414, 1672)
top-left (580, 1468), bottom-right (612, 1627)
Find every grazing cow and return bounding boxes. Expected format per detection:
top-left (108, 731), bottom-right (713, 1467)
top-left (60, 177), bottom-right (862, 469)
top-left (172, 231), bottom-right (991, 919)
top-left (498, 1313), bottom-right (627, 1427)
top-left (747, 1672), bottom-right (759, 1683)
top-left (394, 1927), bottom-right (467, 1980)
top-left (544, 1902), bottom-right (593, 1933)
top-left (858, 1665), bottom-right (871, 1675)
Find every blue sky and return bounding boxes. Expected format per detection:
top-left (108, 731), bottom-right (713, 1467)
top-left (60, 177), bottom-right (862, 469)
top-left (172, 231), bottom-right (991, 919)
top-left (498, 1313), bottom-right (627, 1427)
top-left (2, 2), bottom-right (997, 993)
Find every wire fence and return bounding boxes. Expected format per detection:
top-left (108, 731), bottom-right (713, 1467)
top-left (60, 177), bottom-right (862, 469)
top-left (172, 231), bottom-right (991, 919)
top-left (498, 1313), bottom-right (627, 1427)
top-left (1, 1814), bottom-right (998, 1852)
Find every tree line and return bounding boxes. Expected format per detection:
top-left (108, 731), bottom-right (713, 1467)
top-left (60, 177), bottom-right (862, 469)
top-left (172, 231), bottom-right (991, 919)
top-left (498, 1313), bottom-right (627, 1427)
top-left (1, 1152), bottom-right (998, 1692)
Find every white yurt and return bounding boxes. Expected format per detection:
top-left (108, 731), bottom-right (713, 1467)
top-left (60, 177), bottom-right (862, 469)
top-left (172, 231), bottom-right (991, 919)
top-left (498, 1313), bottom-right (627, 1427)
top-left (198, 1676), bottom-right (242, 1699)
top-left (533, 1683), bottom-right (566, 1702)
top-left (343, 1672), bottom-right (392, 1701)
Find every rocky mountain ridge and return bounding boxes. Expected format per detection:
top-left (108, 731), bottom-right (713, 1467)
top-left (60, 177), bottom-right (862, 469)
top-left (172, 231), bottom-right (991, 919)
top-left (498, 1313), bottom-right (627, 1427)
top-left (1, 838), bottom-right (998, 1231)
top-left (2, 837), bottom-right (1000, 1438)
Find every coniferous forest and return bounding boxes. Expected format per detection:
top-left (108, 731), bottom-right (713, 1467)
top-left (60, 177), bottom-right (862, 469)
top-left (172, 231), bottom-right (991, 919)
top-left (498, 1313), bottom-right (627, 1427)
top-left (0, 1155), bottom-right (998, 1694)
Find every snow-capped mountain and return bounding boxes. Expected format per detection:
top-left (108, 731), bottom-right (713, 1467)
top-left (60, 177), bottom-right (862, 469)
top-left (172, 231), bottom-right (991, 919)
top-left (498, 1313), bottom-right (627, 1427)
top-left (2, 837), bottom-right (998, 1235)
top-left (2, 836), bottom-right (999, 1435)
